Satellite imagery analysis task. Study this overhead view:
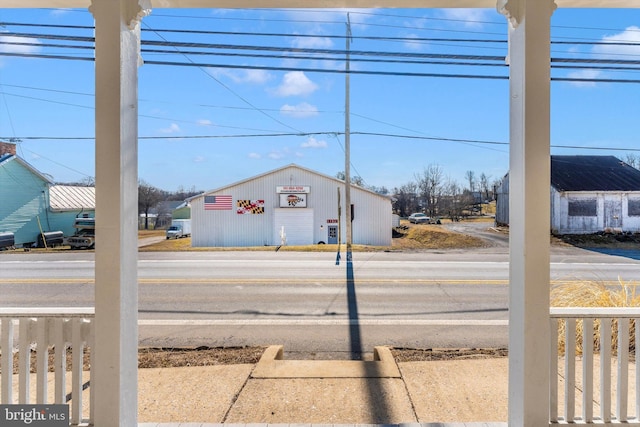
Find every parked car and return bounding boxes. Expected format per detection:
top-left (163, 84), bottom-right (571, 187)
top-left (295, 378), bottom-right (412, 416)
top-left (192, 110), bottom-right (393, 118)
top-left (408, 213), bottom-right (430, 224)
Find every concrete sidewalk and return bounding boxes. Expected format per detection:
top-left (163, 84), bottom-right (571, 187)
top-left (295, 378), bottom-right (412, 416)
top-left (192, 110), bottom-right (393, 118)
top-left (137, 346), bottom-right (509, 424)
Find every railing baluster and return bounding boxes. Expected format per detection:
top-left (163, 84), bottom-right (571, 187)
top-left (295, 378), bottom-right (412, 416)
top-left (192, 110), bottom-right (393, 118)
top-left (53, 318), bottom-right (66, 404)
top-left (1, 318), bottom-right (14, 404)
top-left (36, 318), bottom-right (48, 403)
top-left (18, 318), bottom-right (31, 403)
top-left (601, 318), bottom-right (612, 423)
top-left (71, 318), bottom-right (84, 425)
top-left (550, 317), bottom-right (559, 422)
top-left (0, 309), bottom-right (94, 425)
top-left (617, 318), bottom-right (630, 422)
top-left (583, 318), bottom-right (594, 423)
top-left (636, 318), bottom-right (640, 421)
top-left (88, 323), bottom-right (95, 426)
top-left (565, 318), bottom-right (577, 422)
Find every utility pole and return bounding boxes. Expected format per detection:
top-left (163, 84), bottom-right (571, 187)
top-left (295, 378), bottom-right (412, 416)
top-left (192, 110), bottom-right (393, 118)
top-left (345, 14), bottom-right (353, 261)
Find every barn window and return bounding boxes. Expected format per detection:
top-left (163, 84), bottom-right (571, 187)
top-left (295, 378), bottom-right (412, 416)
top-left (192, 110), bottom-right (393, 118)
top-left (629, 199), bottom-right (640, 216)
top-left (568, 199), bottom-right (597, 217)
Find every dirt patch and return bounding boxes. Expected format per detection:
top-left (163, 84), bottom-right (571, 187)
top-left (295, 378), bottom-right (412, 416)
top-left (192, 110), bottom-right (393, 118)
top-left (1, 346), bottom-right (509, 374)
top-left (392, 223), bottom-right (486, 250)
top-left (138, 346), bottom-right (265, 368)
top-left (557, 232), bottom-right (640, 249)
top-left (391, 347), bottom-right (508, 362)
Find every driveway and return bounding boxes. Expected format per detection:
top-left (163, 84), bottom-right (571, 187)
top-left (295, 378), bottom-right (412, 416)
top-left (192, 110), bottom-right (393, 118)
top-left (443, 220), bottom-right (509, 248)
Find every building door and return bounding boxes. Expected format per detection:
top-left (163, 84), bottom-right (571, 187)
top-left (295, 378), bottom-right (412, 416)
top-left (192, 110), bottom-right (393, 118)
top-left (604, 198), bottom-right (623, 229)
top-left (327, 225), bottom-right (338, 244)
top-left (273, 208), bottom-right (314, 246)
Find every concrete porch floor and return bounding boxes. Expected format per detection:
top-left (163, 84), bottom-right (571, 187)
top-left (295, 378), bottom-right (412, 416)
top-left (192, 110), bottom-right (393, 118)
top-left (136, 346), bottom-right (509, 425)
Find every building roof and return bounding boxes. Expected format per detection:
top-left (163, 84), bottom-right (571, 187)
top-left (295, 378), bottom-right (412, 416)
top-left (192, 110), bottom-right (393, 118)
top-left (0, 154), bottom-right (55, 184)
top-left (49, 185), bottom-right (96, 211)
top-left (551, 155), bottom-right (640, 192)
top-left (188, 163), bottom-right (391, 201)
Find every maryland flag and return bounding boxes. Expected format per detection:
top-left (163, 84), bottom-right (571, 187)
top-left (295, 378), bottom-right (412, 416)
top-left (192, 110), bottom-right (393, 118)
top-left (237, 200), bottom-right (265, 214)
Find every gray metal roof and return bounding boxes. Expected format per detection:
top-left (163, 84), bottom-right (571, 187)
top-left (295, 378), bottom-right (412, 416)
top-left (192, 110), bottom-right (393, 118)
top-left (551, 156), bottom-right (640, 192)
top-left (49, 185), bottom-right (96, 211)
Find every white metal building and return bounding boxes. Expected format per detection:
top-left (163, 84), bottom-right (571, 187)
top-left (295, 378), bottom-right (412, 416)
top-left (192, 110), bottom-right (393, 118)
top-left (189, 164), bottom-right (392, 247)
top-left (496, 156), bottom-right (640, 234)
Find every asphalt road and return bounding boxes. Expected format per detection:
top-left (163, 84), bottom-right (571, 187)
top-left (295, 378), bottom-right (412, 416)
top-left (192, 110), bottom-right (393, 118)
top-left (1, 245), bottom-right (639, 355)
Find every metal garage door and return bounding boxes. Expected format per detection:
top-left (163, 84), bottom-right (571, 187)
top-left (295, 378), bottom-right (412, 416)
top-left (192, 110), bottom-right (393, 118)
top-left (273, 208), bottom-right (314, 246)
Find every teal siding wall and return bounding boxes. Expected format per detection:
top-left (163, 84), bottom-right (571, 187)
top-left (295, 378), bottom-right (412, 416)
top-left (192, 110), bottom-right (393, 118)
top-left (0, 158), bottom-right (50, 245)
top-left (47, 210), bottom-right (86, 237)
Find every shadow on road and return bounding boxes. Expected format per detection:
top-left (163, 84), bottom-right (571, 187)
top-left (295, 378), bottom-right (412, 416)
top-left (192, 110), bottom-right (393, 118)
top-left (345, 249), bottom-right (395, 422)
top-left (578, 247), bottom-right (640, 261)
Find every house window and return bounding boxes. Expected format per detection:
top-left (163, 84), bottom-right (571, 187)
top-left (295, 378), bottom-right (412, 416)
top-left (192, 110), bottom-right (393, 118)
top-left (629, 199), bottom-right (640, 216)
top-left (568, 199), bottom-right (597, 217)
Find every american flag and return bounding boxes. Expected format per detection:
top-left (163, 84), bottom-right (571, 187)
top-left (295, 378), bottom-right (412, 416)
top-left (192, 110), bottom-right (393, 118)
top-left (204, 195), bottom-right (233, 210)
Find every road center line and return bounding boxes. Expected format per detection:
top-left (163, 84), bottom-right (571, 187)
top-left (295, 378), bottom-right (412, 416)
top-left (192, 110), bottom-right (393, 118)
top-left (138, 319), bottom-right (508, 326)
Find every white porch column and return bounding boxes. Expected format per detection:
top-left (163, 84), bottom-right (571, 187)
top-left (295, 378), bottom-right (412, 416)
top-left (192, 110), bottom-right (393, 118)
top-left (90, 0), bottom-right (149, 425)
top-left (498, 1), bottom-right (555, 426)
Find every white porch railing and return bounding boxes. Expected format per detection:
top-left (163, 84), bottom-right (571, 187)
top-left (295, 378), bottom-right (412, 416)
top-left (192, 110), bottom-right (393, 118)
top-left (550, 307), bottom-right (640, 426)
top-left (0, 308), bottom-right (95, 426)
top-left (2, 307), bottom-right (639, 426)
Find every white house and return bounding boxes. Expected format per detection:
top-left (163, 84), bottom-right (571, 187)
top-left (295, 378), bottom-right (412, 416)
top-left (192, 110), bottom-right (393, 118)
top-left (189, 164), bottom-right (392, 247)
top-left (496, 156), bottom-right (640, 234)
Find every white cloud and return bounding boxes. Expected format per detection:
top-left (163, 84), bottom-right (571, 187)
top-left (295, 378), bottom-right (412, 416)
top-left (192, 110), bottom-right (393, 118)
top-left (248, 152), bottom-right (262, 159)
top-left (208, 68), bottom-right (273, 84)
top-left (292, 36), bottom-right (333, 50)
top-left (563, 26), bottom-right (640, 88)
top-left (273, 71), bottom-right (318, 97)
top-left (193, 156), bottom-right (206, 163)
top-left (50, 9), bottom-right (72, 17)
top-left (593, 26), bottom-right (640, 57)
top-left (301, 136), bottom-right (328, 149)
top-left (403, 34), bottom-right (425, 51)
top-left (197, 119), bottom-right (213, 126)
top-left (566, 69), bottom-right (601, 87)
top-left (268, 151), bottom-right (286, 160)
top-left (280, 102), bottom-right (319, 118)
top-left (284, 8), bottom-right (375, 27)
top-left (0, 35), bottom-right (41, 54)
top-left (160, 123), bottom-right (181, 133)
top-left (439, 9), bottom-right (492, 29)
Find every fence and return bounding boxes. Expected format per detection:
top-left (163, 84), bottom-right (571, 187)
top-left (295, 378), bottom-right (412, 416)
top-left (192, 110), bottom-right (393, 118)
top-left (0, 308), bottom-right (94, 426)
top-left (2, 307), bottom-right (640, 426)
top-left (550, 307), bottom-right (640, 425)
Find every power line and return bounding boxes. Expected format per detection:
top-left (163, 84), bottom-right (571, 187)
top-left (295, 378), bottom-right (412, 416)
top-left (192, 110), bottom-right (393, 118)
top-left (5, 131), bottom-right (640, 153)
top-left (3, 49), bottom-right (640, 84)
top-left (142, 21), bottom-right (304, 135)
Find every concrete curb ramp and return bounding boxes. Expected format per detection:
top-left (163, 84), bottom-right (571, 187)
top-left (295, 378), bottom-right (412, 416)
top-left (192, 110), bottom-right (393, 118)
top-left (252, 345), bottom-right (401, 379)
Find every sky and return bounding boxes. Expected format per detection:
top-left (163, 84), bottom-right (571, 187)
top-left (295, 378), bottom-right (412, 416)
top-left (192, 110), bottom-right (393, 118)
top-left (0, 7), bottom-right (639, 194)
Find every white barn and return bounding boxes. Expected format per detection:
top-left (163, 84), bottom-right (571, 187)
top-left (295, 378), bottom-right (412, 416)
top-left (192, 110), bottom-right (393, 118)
top-left (189, 164), bottom-right (392, 247)
top-left (496, 155), bottom-right (640, 234)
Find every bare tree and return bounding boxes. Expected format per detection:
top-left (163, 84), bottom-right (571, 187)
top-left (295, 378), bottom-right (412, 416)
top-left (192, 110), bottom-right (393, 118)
top-left (624, 153), bottom-right (640, 169)
top-left (138, 180), bottom-right (163, 230)
top-left (479, 173), bottom-right (491, 202)
top-left (336, 171), bottom-right (365, 187)
top-left (392, 182), bottom-right (418, 217)
top-left (415, 164), bottom-right (444, 217)
top-left (465, 170), bottom-right (476, 192)
top-left (441, 177), bottom-right (462, 221)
